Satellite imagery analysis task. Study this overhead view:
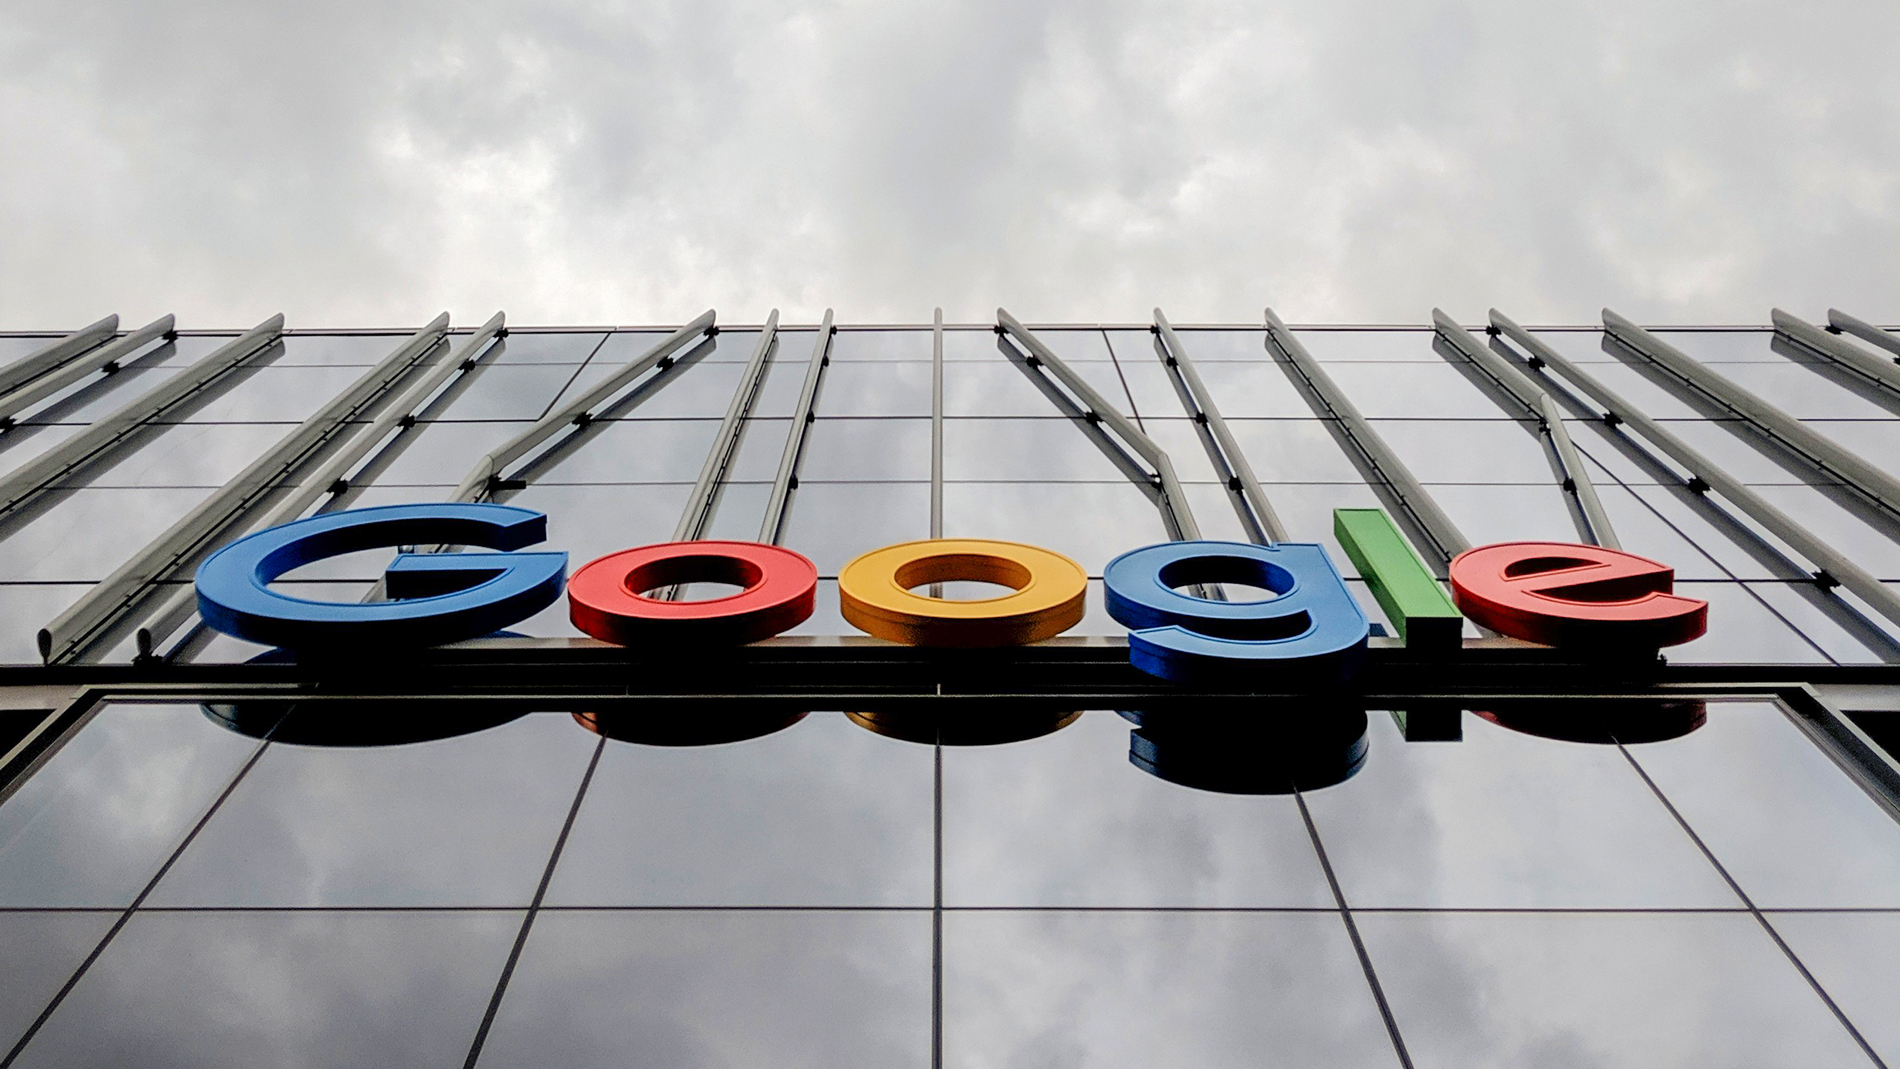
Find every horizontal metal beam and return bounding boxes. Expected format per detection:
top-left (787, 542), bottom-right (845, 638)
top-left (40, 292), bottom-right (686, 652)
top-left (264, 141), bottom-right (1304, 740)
top-left (1265, 307), bottom-right (1469, 571)
top-left (1493, 308), bottom-right (1900, 636)
top-left (1828, 309), bottom-right (1900, 362)
top-left (1604, 307), bottom-right (1900, 533)
top-left (450, 310), bottom-right (716, 503)
top-left (0, 315), bottom-right (120, 398)
top-left (677, 310), bottom-right (777, 542)
top-left (0, 315), bottom-right (176, 428)
top-left (40, 315), bottom-right (453, 664)
top-left (1431, 309), bottom-right (1618, 549)
top-left (998, 308), bottom-right (1201, 542)
top-left (1154, 308), bottom-right (1286, 543)
top-left (0, 314), bottom-right (285, 523)
top-left (1772, 308), bottom-right (1900, 403)
top-left (760, 310), bottom-right (833, 545)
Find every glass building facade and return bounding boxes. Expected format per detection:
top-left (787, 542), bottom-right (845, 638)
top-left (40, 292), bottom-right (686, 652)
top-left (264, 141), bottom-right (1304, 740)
top-left (0, 310), bottom-right (1898, 1066)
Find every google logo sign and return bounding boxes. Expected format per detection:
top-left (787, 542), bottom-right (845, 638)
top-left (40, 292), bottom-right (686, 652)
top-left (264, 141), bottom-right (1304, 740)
top-left (194, 501), bottom-right (1710, 681)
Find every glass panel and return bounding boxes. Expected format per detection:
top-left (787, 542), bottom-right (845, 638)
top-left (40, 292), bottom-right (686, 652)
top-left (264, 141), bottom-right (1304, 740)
top-left (544, 712), bottom-right (932, 907)
top-left (514, 419), bottom-right (722, 484)
top-left (0, 425), bottom-right (90, 479)
top-left (0, 584), bottom-right (91, 661)
top-left (1801, 419), bottom-right (1900, 463)
top-left (1668, 582), bottom-right (1833, 663)
top-left (944, 911), bottom-right (1398, 1069)
top-left (818, 362), bottom-right (933, 416)
top-left (0, 704), bottom-right (263, 906)
top-left (1745, 484), bottom-right (1900, 581)
top-left (1628, 701), bottom-right (1900, 906)
top-left (1304, 711), bottom-right (1736, 908)
top-left (477, 911), bottom-right (929, 1069)
top-left (13, 910), bottom-right (518, 1067)
top-left (1314, 363), bottom-right (1507, 418)
top-left (941, 711), bottom-right (1334, 907)
top-left (0, 911), bottom-right (117, 1052)
top-left (1225, 419), bottom-right (1366, 482)
top-left (1290, 329), bottom-right (1436, 362)
top-left (829, 328), bottom-right (932, 361)
top-left (1768, 912), bottom-right (1900, 1065)
top-left (489, 330), bottom-right (609, 364)
top-left (407, 363), bottom-right (587, 421)
top-left (165, 365), bottom-right (385, 423)
top-left (799, 418), bottom-right (931, 481)
top-left (149, 711), bottom-right (596, 907)
top-left (778, 482), bottom-right (929, 574)
top-left (57, 423), bottom-right (298, 488)
top-left (508, 483), bottom-right (694, 570)
top-left (1743, 580), bottom-right (1900, 665)
top-left (0, 488), bottom-right (219, 581)
top-left (945, 362), bottom-right (1112, 417)
top-left (723, 417), bottom-right (793, 482)
top-left (1356, 911), bottom-right (1870, 1068)
top-left (944, 418), bottom-right (1147, 482)
top-left (942, 481), bottom-right (1166, 574)
top-left (1149, 327), bottom-right (1269, 361)
top-left (16, 368), bottom-right (177, 428)
top-left (1426, 483), bottom-right (1582, 545)
top-left (349, 419), bottom-right (536, 487)
top-left (1182, 362), bottom-right (1317, 417)
top-left (1711, 363), bottom-right (1898, 420)
top-left (1591, 483), bottom-right (1757, 580)
top-left (1367, 420), bottom-right (1557, 483)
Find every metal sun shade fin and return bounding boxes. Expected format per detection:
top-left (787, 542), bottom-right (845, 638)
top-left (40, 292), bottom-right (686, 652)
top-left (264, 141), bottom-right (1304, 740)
top-left (996, 308), bottom-right (1201, 542)
top-left (675, 311), bottom-right (779, 542)
top-left (1603, 308), bottom-right (1900, 535)
top-left (1430, 309), bottom-right (1619, 549)
top-left (0, 314), bottom-right (287, 524)
top-left (1491, 308), bottom-right (1900, 635)
top-left (1153, 308), bottom-right (1286, 543)
top-left (1771, 309), bottom-right (1900, 405)
top-left (0, 314), bottom-right (120, 400)
top-left (449, 310), bottom-right (718, 503)
top-left (38, 314), bottom-right (455, 664)
top-left (136, 313), bottom-right (509, 659)
top-left (931, 308), bottom-right (944, 540)
top-left (1827, 309), bottom-right (1900, 362)
top-left (0, 315), bottom-right (177, 427)
top-left (758, 310), bottom-right (834, 545)
top-left (1264, 307), bottom-right (1469, 571)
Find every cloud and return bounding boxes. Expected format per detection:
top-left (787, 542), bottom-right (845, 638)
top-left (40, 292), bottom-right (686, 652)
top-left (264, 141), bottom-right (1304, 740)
top-left (2, 0), bottom-right (1898, 328)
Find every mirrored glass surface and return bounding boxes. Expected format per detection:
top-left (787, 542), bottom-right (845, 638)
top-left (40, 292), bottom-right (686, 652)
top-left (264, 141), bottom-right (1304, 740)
top-left (1365, 420), bottom-right (1557, 483)
top-left (1304, 712), bottom-right (1736, 908)
top-left (1767, 911), bottom-right (1900, 1065)
top-left (0, 911), bottom-right (117, 1052)
top-left (508, 483), bottom-right (693, 569)
top-left (779, 482), bottom-right (929, 574)
top-left (0, 487), bottom-right (221, 581)
top-left (1742, 580), bottom-right (1900, 665)
top-left (944, 418), bottom-right (1148, 482)
top-left (945, 361), bottom-right (1126, 417)
top-left (0, 583), bottom-right (92, 662)
top-left (483, 329), bottom-right (609, 364)
top-left (478, 910), bottom-right (929, 1069)
top-left (1710, 363), bottom-right (1898, 420)
top-left (942, 481), bottom-right (1166, 574)
top-left (350, 419), bottom-right (534, 487)
top-left (517, 419), bottom-right (721, 484)
top-left (942, 711), bottom-right (1333, 907)
top-left (54, 423), bottom-right (299, 488)
top-left (545, 712), bottom-right (932, 907)
top-left (723, 417), bottom-right (794, 482)
top-left (1289, 329), bottom-right (1436, 362)
top-left (817, 361), bottom-right (932, 416)
top-left (1744, 483), bottom-right (1900, 581)
top-left (1225, 419), bottom-right (1367, 482)
top-left (1426, 483), bottom-right (1582, 545)
top-left (0, 704), bottom-right (263, 906)
top-left (164, 364), bottom-right (391, 424)
top-left (944, 911), bottom-right (1397, 1069)
top-left (1356, 911), bottom-right (1870, 1069)
top-left (1591, 483), bottom-right (1756, 580)
top-left (1315, 362), bottom-right (1509, 419)
top-left (1668, 582), bottom-right (1833, 663)
top-left (1162, 328), bottom-right (1270, 361)
top-left (408, 362), bottom-right (587, 421)
top-left (799, 418), bottom-right (931, 481)
top-left (829, 328), bottom-right (933, 362)
top-left (1629, 701), bottom-right (1900, 906)
top-left (1181, 361), bottom-right (1319, 417)
top-left (150, 712), bottom-right (596, 907)
top-left (13, 910), bottom-right (518, 1068)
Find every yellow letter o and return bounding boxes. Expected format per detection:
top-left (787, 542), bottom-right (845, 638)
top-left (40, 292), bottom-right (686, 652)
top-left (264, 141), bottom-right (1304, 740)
top-left (838, 539), bottom-right (1088, 646)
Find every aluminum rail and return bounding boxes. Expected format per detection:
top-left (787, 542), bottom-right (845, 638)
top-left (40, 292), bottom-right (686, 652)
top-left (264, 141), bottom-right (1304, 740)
top-left (0, 315), bottom-right (177, 428)
top-left (1492, 309), bottom-right (1900, 634)
top-left (674, 310), bottom-right (778, 541)
top-left (997, 307), bottom-right (1202, 542)
top-left (758, 311), bottom-right (834, 544)
top-left (1771, 308), bottom-right (1900, 404)
top-left (931, 308), bottom-right (945, 540)
top-left (0, 314), bottom-right (286, 523)
top-left (1265, 307), bottom-right (1469, 570)
top-left (1153, 308), bottom-right (1286, 543)
top-left (0, 315), bottom-right (120, 399)
top-left (1828, 309), bottom-right (1900, 362)
top-left (450, 310), bottom-right (717, 503)
top-left (1431, 309), bottom-right (1619, 549)
top-left (41, 315), bottom-right (453, 663)
top-left (1603, 308), bottom-right (1900, 532)
top-left (136, 314), bottom-right (508, 659)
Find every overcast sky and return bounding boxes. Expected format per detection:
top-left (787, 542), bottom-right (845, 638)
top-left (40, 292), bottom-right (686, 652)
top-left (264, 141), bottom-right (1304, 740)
top-left (3, 0), bottom-right (1897, 329)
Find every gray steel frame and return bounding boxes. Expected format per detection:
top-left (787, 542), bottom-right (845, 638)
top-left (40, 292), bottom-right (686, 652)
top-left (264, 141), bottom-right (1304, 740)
top-left (0, 315), bottom-right (175, 428)
top-left (0, 314), bottom-right (286, 523)
top-left (931, 308), bottom-right (944, 540)
top-left (1492, 309), bottom-right (1900, 635)
top-left (1771, 308), bottom-right (1900, 404)
top-left (1603, 308), bottom-right (1900, 535)
top-left (1431, 310), bottom-right (1619, 548)
top-left (39, 316), bottom-right (454, 664)
top-left (1828, 308), bottom-right (1900, 362)
top-left (1265, 308), bottom-right (1469, 571)
top-left (675, 311), bottom-right (779, 542)
top-left (759, 311), bottom-right (834, 545)
top-left (1152, 308), bottom-right (1286, 543)
top-left (0, 315), bottom-right (120, 401)
top-left (996, 308), bottom-right (1202, 541)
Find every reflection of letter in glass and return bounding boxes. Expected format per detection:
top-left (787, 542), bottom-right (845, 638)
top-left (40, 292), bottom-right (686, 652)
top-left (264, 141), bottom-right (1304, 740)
top-left (573, 703), bottom-right (809, 746)
top-left (1450, 542), bottom-right (1707, 650)
top-left (844, 704), bottom-right (1082, 746)
top-left (1121, 705), bottom-right (1370, 794)
top-left (1474, 700), bottom-right (1707, 745)
top-left (195, 503), bottom-right (567, 651)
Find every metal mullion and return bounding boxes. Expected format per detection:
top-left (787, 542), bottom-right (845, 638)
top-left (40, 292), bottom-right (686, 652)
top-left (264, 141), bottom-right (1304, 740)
top-left (0, 315), bottom-right (175, 428)
top-left (140, 314), bottom-right (509, 661)
top-left (1603, 308), bottom-right (1900, 533)
top-left (1492, 309), bottom-right (1900, 636)
top-left (1827, 309), bottom-right (1900, 362)
top-left (758, 311), bottom-right (834, 545)
top-left (39, 315), bottom-right (454, 664)
top-left (0, 314), bottom-right (286, 524)
top-left (1771, 308), bottom-right (1900, 406)
top-left (996, 308), bottom-right (1201, 542)
top-left (1153, 308), bottom-right (1286, 544)
top-left (1265, 308), bottom-right (1469, 572)
top-left (1431, 310), bottom-right (1618, 549)
top-left (674, 310), bottom-right (779, 542)
top-left (449, 310), bottom-right (717, 503)
top-left (0, 315), bottom-right (120, 399)
top-left (931, 309), bottom-right (944, 541)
